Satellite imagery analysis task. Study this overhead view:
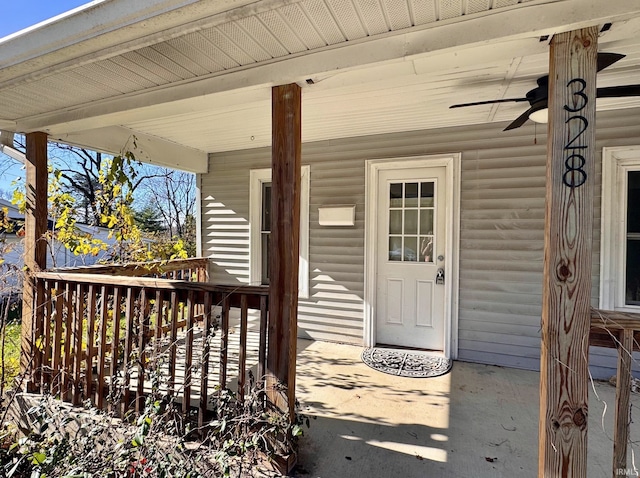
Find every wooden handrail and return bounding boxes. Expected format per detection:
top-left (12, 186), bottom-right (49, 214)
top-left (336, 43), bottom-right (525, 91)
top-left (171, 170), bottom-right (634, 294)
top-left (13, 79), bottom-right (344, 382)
top-left (48, 257), bottom-right (209, 278)
top-left (35, 271), bottom-right (264, 294)
top-left (589, 308), bottom-right (640, 478)
top-left (590, 309), bottom-right (640, 352)
top-left (591, 308), bottom-right (640, 330)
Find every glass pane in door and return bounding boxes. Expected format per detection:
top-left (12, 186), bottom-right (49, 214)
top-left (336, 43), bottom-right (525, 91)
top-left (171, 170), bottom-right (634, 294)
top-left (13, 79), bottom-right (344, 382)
top-left (388, 180), bottom-right (436, 263)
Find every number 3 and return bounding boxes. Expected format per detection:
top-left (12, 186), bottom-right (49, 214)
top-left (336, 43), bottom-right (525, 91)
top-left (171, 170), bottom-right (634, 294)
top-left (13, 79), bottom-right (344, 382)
top-left (564, 78), bottom-right (588, 113)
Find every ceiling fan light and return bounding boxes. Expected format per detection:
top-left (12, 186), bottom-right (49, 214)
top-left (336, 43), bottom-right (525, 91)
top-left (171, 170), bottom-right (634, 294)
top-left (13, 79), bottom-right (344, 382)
top-left (529, 108), bottom-right (549, 124)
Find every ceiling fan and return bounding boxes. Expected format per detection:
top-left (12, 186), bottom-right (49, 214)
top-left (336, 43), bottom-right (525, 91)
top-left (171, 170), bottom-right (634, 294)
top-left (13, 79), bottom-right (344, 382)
top-left (449, 52), bottom-right (640, 131)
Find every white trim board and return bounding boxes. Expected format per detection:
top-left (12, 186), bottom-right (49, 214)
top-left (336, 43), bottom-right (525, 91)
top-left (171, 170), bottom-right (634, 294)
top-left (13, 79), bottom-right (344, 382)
top-left (600, 145), bottom-right (640, 312)
top-left (364, 154), bottom-right (461, 359)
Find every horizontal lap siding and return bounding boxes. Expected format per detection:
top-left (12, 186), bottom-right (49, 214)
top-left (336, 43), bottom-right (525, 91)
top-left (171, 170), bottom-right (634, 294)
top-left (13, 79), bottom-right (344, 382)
top-left (201, 160), bottom-right (254, 285)
top-left (202, 148), bottom-right (366, 345)
top-left (455, 109), bottom-right (640, 378)
top-left (303, 149), bottom-right (366, 343)
top-left (457, 135), bottom-right (547, 371)
top-left (201, 107), bottom-right (640, 375)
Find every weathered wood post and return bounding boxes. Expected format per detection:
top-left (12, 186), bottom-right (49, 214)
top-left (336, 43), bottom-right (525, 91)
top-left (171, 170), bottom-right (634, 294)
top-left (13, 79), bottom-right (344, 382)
top-left (267, 83), bottom-right (301, 425)
top-left (613, 328), bottom-right (633, 476)
top-left (21, 131), bottom-right (49, 390)
top-left (538, 27), bottom-right (597, 478)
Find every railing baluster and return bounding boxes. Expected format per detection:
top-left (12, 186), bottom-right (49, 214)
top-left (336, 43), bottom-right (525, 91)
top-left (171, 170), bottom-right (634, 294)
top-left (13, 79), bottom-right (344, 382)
top-left (42, 280), bottom-right (53, 392)
top-left (32, 278), bottom-right (45, 392)
top-left (154, 290), bottom-right (163, 352)
top-left (51, 282), bottom-right (64, 397)
top-left (136, 288), bottom-right (149, 414)
top-left (122, 287), bottom-right (136, 415)
top-left (73, 283), bottom-right (84, 406)
top-left (219, 295), bottom-right (230, 389)
top-left (238, 294), bottom-right (248, 403)
top-left (168, 291), bottom-right (179, 397)
top-left (183, 291), bottom-right (195, 415)
top-left (110, 287), bottom-right (123, 414)
top-left (199, 291), bottom-right (213, 430)
top-left (258, 295), bottom-right (268, 387)
top-left (85, 285), bottom-right (97, 404)
top-left (152, 290), bottom-right (163, 396)
top-left (62, 283), bottom-right (73, 401)
top-left (96, 285), bottom-right (109, 409)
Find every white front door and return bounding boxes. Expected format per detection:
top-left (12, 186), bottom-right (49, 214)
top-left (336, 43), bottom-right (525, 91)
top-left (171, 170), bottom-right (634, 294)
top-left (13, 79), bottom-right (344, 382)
top-left (376, 166), bottom-right (447, 350)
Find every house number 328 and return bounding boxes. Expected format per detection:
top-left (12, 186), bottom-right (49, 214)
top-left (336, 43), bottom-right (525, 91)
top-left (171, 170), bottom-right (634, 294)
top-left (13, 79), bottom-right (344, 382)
top-left (562, 78), bottom-right (589, 188)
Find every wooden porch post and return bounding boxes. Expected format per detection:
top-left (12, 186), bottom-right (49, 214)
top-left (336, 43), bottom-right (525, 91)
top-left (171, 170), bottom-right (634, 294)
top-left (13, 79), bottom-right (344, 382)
top-left (538, 28), bottom-right (597, 478)
top-left (267, 83), bottom-right (301, 422)
top-left (20, 132), bottom-right (48, 389)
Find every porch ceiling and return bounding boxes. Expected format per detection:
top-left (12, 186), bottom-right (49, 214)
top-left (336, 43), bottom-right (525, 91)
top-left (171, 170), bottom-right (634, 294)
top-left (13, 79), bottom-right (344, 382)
top-left (1, 0), bottom-right (640, 172)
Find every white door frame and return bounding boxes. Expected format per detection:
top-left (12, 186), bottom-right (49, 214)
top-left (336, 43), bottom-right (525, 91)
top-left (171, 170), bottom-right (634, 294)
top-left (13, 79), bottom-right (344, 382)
top-left (364, 154), bottom-right (461, 359)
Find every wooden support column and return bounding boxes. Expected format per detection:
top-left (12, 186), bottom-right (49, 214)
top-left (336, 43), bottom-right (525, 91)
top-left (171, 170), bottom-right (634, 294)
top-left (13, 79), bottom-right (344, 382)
top-left (21, 132), bottom-right (49, 388)
top-left (267, 83), bottom-right (301, 423)
top-left (538, 28), bottom-right (597, 478)
top-left (613, 329), bottom-right (633, 476)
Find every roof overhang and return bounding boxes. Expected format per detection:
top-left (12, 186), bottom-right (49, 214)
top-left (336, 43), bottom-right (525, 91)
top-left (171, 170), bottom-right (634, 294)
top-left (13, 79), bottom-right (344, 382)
top-left (2, 0), bottom-right (640, 172)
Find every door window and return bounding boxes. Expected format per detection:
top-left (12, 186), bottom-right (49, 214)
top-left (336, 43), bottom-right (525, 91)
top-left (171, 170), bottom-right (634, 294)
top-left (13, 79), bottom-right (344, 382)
top-left (388, 181), bottom-right (435, 263)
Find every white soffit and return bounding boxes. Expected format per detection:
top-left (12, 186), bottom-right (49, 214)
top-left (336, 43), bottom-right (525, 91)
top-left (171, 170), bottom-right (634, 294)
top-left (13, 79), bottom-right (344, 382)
top-left (1, 0), bottom-right (640, 163)
top-left (7, 0), bottom-right (636, 127)
top-left (118, 22), bottom-right (640, 154)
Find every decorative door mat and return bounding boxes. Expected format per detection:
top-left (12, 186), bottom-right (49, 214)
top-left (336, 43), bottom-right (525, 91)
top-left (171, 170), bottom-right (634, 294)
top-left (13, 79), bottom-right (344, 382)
top-left (361, 347), bottom-right (452, 378)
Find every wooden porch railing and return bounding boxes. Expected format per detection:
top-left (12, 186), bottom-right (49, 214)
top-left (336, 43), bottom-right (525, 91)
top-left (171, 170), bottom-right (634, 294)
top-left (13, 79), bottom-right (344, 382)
top-left (28, 269), bottom-right (268, 429)
top-left (51, 257), bottom-right (209, 282)
top-left (590, 308), bottom-right (640, 478)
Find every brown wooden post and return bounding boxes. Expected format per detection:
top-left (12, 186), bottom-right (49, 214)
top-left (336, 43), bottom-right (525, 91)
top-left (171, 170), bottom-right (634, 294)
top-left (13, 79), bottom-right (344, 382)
top-left (613, 329), bottom-right (633, 477)
top-left (21, 132), bottom-right (48, 390)
top-left (538, 28), bottom-right (597, 478)
top-left (267, 83), bottom-right (301, 423)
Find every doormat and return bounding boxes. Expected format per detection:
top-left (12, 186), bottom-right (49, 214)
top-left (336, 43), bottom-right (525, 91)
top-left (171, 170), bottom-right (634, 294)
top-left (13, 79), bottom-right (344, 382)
top-left (361, 347), bottom-right (452, 378)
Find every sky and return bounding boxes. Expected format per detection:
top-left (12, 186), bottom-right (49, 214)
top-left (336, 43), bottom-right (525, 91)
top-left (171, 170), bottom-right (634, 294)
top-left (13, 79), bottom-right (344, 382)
top-left (0, 1), bottom-right (93, 39)
top-left (0, 1), bottom-right (94, 196)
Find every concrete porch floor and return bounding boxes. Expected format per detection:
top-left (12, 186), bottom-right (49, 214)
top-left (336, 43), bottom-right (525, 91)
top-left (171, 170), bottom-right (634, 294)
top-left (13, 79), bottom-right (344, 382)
top-left (293, 339), bottom-right (640, 478)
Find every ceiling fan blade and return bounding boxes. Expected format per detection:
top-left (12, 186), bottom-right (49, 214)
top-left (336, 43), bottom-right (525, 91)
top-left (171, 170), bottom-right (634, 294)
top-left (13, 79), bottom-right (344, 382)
top-left (503, 100), bottom-right (548, 131)
top-left (597, 52), bottom-right (625, 72)
top-left (450, 97), bottom-right (529, 108)
top-left (503, 107), bottom-right (535, 131)
top-left (596, 84), bottom-right (640, 98)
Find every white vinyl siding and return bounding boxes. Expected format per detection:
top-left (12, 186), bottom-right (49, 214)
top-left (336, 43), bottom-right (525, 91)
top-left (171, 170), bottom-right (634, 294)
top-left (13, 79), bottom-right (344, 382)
top-left (202, 152), bottom-right (364, 344)
top-left (201, 107), bottom-right (640, 378)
